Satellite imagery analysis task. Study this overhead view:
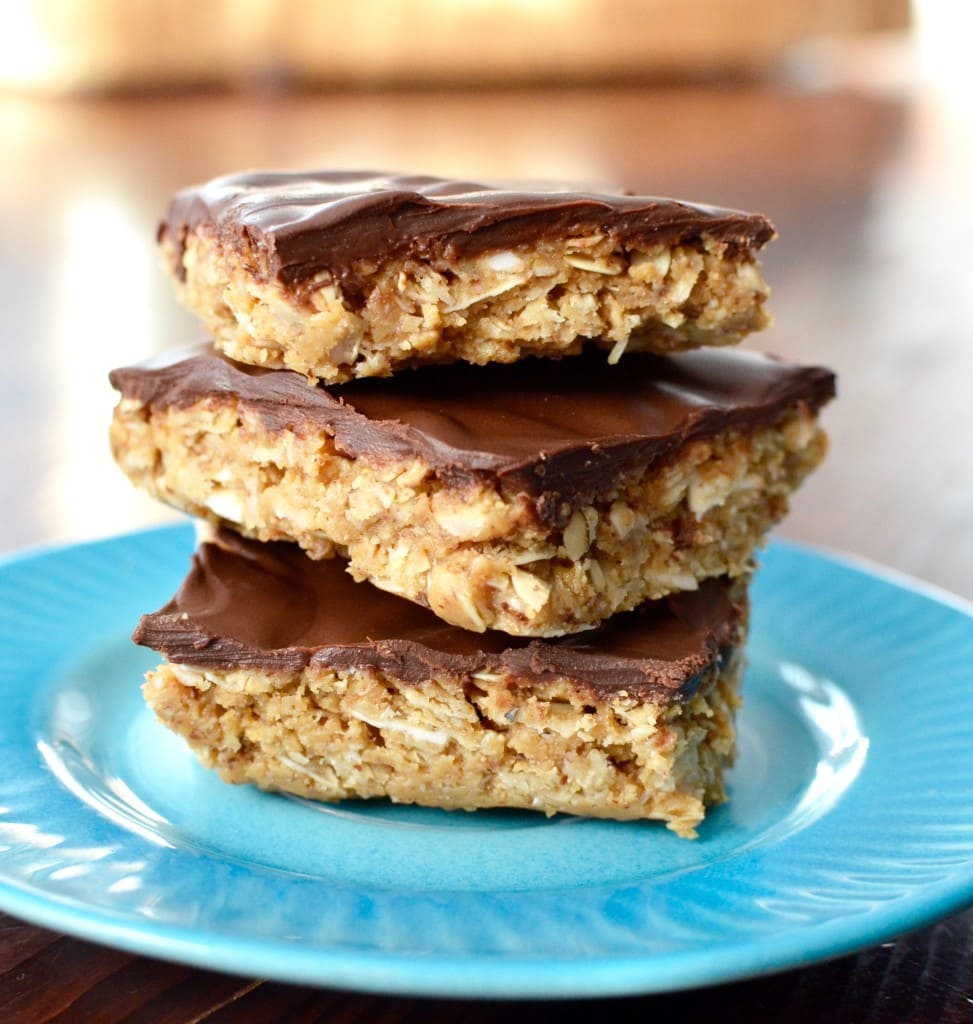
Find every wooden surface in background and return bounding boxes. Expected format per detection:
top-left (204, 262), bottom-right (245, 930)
top-left (2, 910), bottom-right (972, 1022)
top-left (0, 76), bottom-right (971, 1021)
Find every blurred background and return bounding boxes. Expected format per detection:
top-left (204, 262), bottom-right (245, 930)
top-left (2, 0), bottom-right (971, 600)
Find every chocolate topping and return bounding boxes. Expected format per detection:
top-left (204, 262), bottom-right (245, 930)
top-left (110, 345), bottom-right (835, 524)
top-left (134, 531), bottom-right (745, 700)
top-left (160, 170), bottom-right (775, 289)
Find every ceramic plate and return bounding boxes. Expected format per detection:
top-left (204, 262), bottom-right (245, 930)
top-left (1, 526), bottom-right (972, 998)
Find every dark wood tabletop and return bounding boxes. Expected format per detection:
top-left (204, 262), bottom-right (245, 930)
top-left (2, 46), bottom-right (972, 1022)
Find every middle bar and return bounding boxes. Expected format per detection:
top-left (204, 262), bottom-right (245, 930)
top-left (110, 346), bottom-right (834, 636)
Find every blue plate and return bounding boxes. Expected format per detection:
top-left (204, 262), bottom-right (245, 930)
top-left (1, 525), bottom-right (972, 998)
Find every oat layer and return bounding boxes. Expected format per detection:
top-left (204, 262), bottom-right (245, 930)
top-left (165, 230), bottom-right (771, 383)
top-left (144, 654), bottom-right (742, 837)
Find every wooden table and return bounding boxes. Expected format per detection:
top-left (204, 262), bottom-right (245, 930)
top-left (2, 61), bottom-right (973, 1022)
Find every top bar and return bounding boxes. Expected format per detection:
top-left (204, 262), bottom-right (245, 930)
top-left (160, 170), bottom-right (775, 383)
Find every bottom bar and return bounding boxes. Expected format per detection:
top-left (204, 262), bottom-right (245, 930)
top-left (134, 530), bottom-right (749, 838)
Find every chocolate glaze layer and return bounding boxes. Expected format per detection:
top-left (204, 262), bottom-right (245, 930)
top-left (134, 531), bottom-right (745, 700)
top-left (160, 170), bottom-right (775, 289)
top-left (110, 345), bottom-right (835, 525)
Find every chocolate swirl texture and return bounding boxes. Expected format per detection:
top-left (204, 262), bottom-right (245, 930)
top-left (160, 170), bottom-right (776, 287)
top-left (133, 531), bottom-right (745, 700)
top-left (109, 345), bottom-right (836, 525)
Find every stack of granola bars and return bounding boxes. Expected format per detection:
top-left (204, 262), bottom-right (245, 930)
top-left (110, 172), bottom-right (834, 836)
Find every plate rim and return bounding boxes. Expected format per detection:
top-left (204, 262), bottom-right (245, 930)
top-left (1, 864), bottom-right (971, 999)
